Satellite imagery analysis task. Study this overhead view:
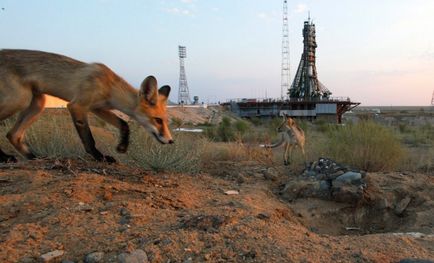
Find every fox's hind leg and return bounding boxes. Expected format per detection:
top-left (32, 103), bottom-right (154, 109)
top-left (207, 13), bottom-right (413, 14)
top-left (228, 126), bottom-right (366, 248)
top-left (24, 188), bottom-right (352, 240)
top-left (283, 143), bottom-right (289, 166)
top-left (67, 103), bottom-right (116, 163)
top-left (0, 86), bottom-right (34, 162)
top-left (92, 109), bottom-right (130, 153)
top-left (0, 110), bottom-right (18, 162)
top-left (7, 93), bottom-right (46, 159)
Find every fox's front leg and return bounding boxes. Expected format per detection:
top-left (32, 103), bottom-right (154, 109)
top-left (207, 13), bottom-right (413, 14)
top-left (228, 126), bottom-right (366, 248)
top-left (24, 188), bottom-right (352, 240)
top-left (67, 103), bottom-right (116, 163)
top-left (92, 109), bottom-right (129, 153)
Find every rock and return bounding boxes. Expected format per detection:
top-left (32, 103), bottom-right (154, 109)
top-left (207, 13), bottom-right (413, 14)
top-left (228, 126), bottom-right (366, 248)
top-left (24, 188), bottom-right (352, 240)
top-left (332, 184), bottom-right (364, 204)
top-left (40, 250), bottom-right (64, 262)
top-left (180, 215), bottom-right (227, 232)
top-left (19, 257), bottom-right (35, 263)
top-left (305, 170), bottom-right (317, 177)
top-left (319, 180), bottom-right (331, 191)
top-left (119, 207), bottom-right (130, 216)
top-left (119, 216), bottom-right (131, 225)
top-left (398, 259), bottom-right (434, 263)
top-left (119, 207), bottom-right (132, 225)
top-left (257, 212), bottom-right (271, 220)
top-left (335, 172), bottom-right (362, 185)
top-left (263, 168), bottom-right (278, 181)
top-left (77, 203), bottom-right (93, 212)
top-left (327, 170), bottom-right (345, 180)
top-left (84, 252), bottom-right (105, 263)
top-left (394, 197), bottom-right (412, 215)
top-left (118, 249), bottom-right (148, 263)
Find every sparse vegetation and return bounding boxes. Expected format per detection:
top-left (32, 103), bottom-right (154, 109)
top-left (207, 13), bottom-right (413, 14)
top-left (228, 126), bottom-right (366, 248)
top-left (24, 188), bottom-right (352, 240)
top-left (171, 117), bottom-right (184, 129)
top-left (323, 120), bottom-right (405, 172)
top-left (0, 108), bottom-right (432, 174)
top-left (0, 114), bottom-right (87, 159)
top-left (127, 126), bottom-right (204, 174)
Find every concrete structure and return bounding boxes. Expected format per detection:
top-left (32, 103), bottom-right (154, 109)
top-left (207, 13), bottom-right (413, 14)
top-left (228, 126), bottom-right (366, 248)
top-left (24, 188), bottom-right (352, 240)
top-left (224, 97), bottom-right (358, 123)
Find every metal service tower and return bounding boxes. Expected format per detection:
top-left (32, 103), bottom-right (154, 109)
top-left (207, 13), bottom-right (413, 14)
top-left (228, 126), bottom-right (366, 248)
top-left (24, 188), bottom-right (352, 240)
top-left (178, 45), bottom-right (191, 104)
top-left (289, 17), bottom-right (331, 100)
top-left (281, 0), bottom-right (290, 100)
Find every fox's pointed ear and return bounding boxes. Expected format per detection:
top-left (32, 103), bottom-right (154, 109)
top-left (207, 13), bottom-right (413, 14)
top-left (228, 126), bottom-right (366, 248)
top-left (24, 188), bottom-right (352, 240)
top-left (140, 76), bottom-right (158, 105)
top-left (159, 85), bottom-right (171, 101)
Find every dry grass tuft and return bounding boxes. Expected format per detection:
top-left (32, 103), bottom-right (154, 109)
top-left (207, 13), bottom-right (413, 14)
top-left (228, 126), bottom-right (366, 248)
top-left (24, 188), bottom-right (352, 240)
top-left (324, 120), bottom-right (405, 172)
top-left (126, 124), bottom-right (204, 174)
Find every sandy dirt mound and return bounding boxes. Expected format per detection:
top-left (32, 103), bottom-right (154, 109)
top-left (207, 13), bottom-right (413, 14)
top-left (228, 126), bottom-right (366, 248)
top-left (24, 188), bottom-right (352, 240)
top-left (0, 160), bottom-right (433, 262)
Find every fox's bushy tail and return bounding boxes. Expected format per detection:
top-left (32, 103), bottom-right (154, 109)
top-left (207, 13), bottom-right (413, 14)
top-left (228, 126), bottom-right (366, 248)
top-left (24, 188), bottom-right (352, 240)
top-left (259, 134), bottom-right (284, 148)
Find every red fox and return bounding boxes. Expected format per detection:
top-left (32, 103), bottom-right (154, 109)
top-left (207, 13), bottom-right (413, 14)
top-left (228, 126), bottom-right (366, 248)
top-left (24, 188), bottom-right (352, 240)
top-left (260, 115), bottom-right (306, 165)
top-left (0, 49), bottom-right (173, 163)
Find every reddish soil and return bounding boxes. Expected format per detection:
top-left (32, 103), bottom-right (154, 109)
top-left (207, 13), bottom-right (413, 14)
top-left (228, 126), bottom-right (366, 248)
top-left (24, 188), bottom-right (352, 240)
top-left (0, 160), bottom-right (433, 262)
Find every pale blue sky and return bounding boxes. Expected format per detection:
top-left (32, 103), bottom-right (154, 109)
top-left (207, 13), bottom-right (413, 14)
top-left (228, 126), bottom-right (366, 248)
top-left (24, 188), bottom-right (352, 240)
top-left (1, 0), bottom-right (433, 105)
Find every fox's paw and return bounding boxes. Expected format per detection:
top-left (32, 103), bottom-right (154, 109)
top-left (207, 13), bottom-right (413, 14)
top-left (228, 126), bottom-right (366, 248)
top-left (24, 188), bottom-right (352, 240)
top-left (284, 160), bottom-right (289, 166)
top-left (0, 155), bottom-right (18, 163)
top-left (116, 143), bottom-right (128, 154)
top-left (103, 155), bottom-right (117, 164)
top-left (25, 152), bottom-right (37, 160)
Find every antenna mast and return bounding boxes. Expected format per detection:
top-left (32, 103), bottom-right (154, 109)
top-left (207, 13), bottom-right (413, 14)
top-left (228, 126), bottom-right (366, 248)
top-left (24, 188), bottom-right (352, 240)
top-left (178, 46), bottom-right (191, 104)
top-left (431, 90), bottom-right (434, 106)
top-left (281, 0), bottom-right (290, 100)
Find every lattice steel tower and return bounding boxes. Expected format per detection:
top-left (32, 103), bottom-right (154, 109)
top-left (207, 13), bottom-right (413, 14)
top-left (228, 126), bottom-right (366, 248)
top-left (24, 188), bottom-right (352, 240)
top-left (431, 90), bottom-right (434, 106)
top-left (289, 17), bottom-right (331, 100)
top-left (178, 45), bottom-right (191, 104)
top-left (281, 0), bottom-right (290, 100)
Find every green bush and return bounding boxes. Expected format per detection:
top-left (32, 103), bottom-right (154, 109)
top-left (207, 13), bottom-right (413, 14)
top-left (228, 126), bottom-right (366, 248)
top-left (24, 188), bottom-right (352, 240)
top-left (217, 117), bottom-right (235, 142)
top-left (324, 120), bottom-right (405, 172)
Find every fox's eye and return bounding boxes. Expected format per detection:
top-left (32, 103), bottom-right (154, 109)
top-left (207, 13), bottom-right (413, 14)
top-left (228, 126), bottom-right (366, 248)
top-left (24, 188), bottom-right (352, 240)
top-left (154, 118), bottom-right (163, 125)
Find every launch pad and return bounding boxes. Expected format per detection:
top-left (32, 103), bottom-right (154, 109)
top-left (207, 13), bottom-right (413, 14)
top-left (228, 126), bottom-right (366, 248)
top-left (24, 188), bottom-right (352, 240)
top-left (223, 98), bottom-right (359, 123)
top-left (225, 13), bottom-right (359, 123)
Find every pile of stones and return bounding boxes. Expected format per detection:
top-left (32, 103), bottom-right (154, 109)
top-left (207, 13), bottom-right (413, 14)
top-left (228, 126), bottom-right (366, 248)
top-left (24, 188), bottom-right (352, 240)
top-left (281, 158), bottom-right (368, 204)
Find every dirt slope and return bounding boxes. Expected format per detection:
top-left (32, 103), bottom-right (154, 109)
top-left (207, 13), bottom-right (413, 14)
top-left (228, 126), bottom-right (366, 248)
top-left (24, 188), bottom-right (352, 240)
top-left (0, 160), bottom-right (433, 262)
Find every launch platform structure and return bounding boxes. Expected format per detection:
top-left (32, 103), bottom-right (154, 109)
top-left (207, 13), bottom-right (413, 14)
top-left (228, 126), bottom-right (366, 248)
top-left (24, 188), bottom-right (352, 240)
top-left (178, 45), bottom-right (191, 104)
top-left (289, 17), bottom-right (331, 100)
top-left (281, 0), bottom-right (290, 100)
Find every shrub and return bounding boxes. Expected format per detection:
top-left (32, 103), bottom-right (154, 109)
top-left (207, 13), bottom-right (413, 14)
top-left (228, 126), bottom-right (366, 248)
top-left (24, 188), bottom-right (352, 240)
top-left (217, 117), bottom-right (235, 142)
top-left (401, 124), bottom-right (434, 147)
top-left (127, 125), bottom-right (203, 174)
top-left (324, 120), bottom-right (405, 172)
top-left (0, 114), bottom-right (88, 158)
top-left (233, 120), bottom-right (250, 139)
top-left (250, 117), bottom-right (263, 126)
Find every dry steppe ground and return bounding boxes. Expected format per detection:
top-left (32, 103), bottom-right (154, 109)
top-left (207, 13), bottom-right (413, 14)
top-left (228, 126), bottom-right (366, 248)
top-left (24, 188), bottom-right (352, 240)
top-left (0, 107), bottom-right (433, 263)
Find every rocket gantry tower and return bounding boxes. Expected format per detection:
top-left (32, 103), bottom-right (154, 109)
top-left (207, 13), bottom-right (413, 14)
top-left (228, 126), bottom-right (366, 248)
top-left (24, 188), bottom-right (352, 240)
top-left (289, 18), bottom-right (331, 100)
top-left (281, 0), bottom-right (290, 100)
